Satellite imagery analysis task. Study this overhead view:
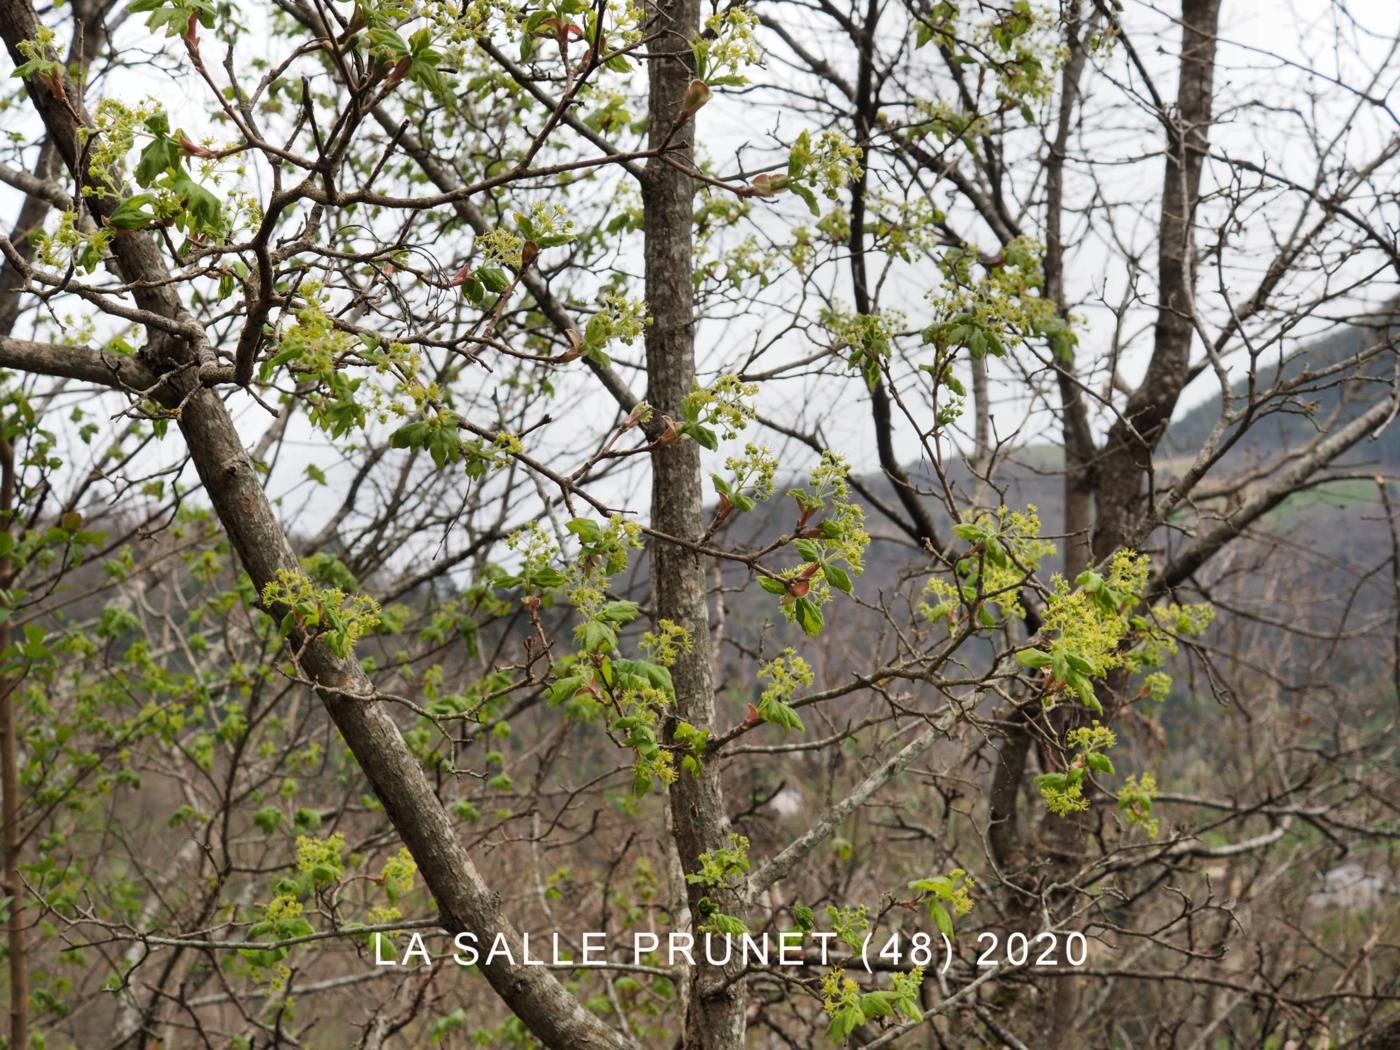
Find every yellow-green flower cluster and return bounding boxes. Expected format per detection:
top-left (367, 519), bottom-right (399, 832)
top-left (402, 0), bottom-right (499, 63)
top-left (517, 202), bottom-right (573, 241)
top-left (575, 515), bottom-right (642, 580)
top-left (295, 832), bottom-right (347, 881)
top-left (566, 580), bottom-right (606, 623)
top-left (919, 575), bottom-right (962, 630)
top-left (816, 455), bottom-right (869, 573)
top-left (925, 235), bottom-right (1065, 360)
top-left (35, 211), bottom-right (112, 275)
top-left (261, 567), bottom-right (382, 658)
top-left (870, 192), bottom-right (946, 261)
top-left (821, 970), bottom-right (864, 1022)
top-left (640, 619), bottom-right (691, 667)
top-left (687, 833), bottom-right (750, 889)
top-left (946, 870), bottom-right (974, 915)
top-left (759, 649), bottom-right (814, 701)
top-left (476, 227), bottom-right (524, 268)
top-left (1043, 550), bottom-right (1150, 677)
top-left (723, 443), bottom-right (777, 501)
top-left (821, 306), bottom-right (901, 361)
top-left (790, 129), bottom-right (863, 199)
top-left (1125, 603), bottom-right (1216, 676)
top-left (592, 295), bottom-right (651, 347)
top-left (976, 505), bottom-right (1054, 617)
top-left (505, 522), bottom-right (562, 587)
top-left (611, 0), bottom-right (647, 46)
top-left (1041, 778), bottom-right (1091, 817)
top-left (981, 0), bottom-right (1057, 105)
top-left (86, 96), bottom-right (164, 188)
top-left (756, 649), bottom-right (812, 732)
top-left (277, 285), bottom-right (361, 369)
top-left (263, 894), bottom-right (303, 923)
top-left (696, 6), bottom-right (764, 81)
top-left (1118, 772), bottom-right (1160, 837)
top-left (1038, 721), bottom-right (1126, 818)
top-left (684, 374), bottom-right (758, 440)
top-left (380, 847), bottom-right (417, 903)
top-left (1066, 722), bottom-right (1115, 753)
top-left (1141, 671), bottom-right (1173, 702)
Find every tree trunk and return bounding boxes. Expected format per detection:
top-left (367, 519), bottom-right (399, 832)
top-left (1093, 0), bottom-right (1222, 559)
top-left (0, 439), bottom-right (22, 1050)
top-left (642, 1), bottom-right (746, 1046)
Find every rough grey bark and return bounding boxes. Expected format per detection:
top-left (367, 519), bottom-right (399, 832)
top-left (641, 0), bottom-right (746, 1045)
top-left (0, 5), bottom-right (631, 1047)
top-left (0, 336), bottom-right (158, 388)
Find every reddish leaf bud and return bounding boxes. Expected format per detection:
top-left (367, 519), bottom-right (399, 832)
top-left (680, 79), bottom-right (711, 119)
top-left (183, 14), bottom-right (201, 57)
top-left (656, 415), bottom-right (682, 446)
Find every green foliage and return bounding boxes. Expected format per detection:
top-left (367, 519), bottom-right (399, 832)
top-left (826, 903), bottom-right (870, 953)
top-left (821, 967), bottom-right (924, 1042)
top-left (127, 0), bottom-right (216, 39)
top-left (261, 567), bottom-right (382, 658)
top-left (692, 5), bottom-right (762, 84)
top-left (579, 296), bottom-right (650, 364)
top-left (1016, 551), bottom-right (1150, 714)
top-left (380, 847), bottom-right (418, 904)
top-left (101, 110), bottom-right (226, 239)
top-left (686, 834), bottom-right (750, 935)
top-left (909, 868), bottom-right (974, 940)
top-left (932, 505), bottom-right (1055, 629)
top-left (755, 649), bottom-right (811, 733)
top-left (760, 453), bottom-right (868, 637)
top-left (0, 0), bottom-right (1259, 1040)
top-left (1017, 551), bottom-right (1214, 716)
top-left (679, 374), bottom-right (757, 449)
top-left (1118, 772), bottom-right (1160, 837)
top-left (821, 307), bottom-right (897, 390)
top-left (10, 26), bottom-right (65, 85)
top-left (1035, 722), bottom-right (1114, 816)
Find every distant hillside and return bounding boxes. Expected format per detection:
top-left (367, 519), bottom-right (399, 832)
top-left (1165, 306), bottom-right (1400, 468)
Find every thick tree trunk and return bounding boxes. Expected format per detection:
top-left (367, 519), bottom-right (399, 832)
top-left (170, 388), bottom-right (631, 1050)
top-left (642, 1), bottom-right (746, 1046)
top-left (0, 114), bottom-right (51, 1050)
top-left (1092, 0), bottom-right (1222, 559)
